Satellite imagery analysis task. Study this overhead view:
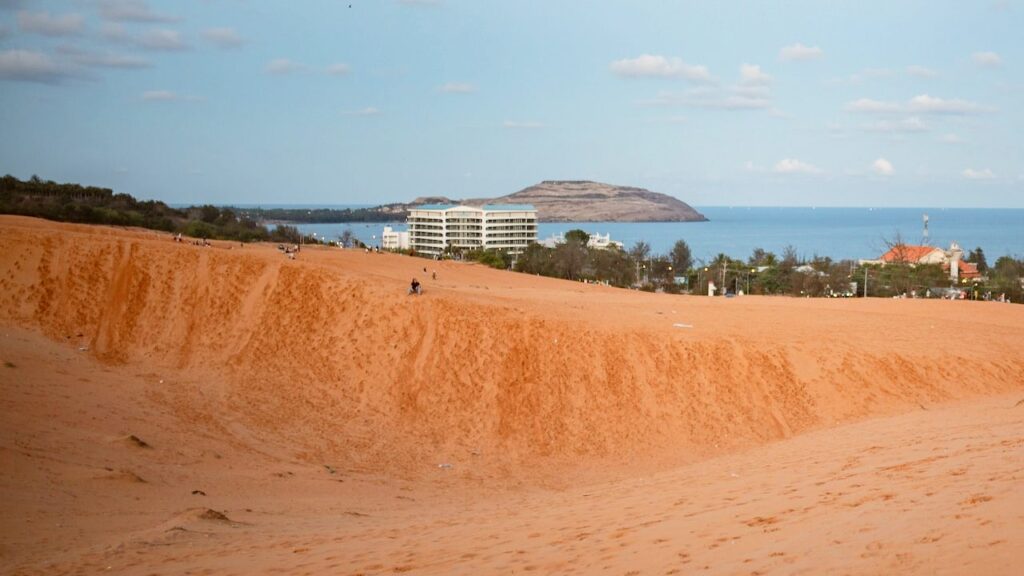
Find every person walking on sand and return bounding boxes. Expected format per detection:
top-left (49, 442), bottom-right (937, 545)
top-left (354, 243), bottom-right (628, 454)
top-left (432, 270), bottom-right (437, 280)
top-left (409, 278), bottom-right (421, 295)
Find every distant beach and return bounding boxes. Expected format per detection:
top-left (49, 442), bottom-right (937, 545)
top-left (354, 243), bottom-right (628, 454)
top-left (296, 206), bottom-right (1024, 262)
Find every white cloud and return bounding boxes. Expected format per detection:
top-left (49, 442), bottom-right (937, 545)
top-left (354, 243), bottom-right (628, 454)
top-left (845, 98), bottom-right (900, 113)
top-left (135, 29), bottom-right (188, 51)
top-left (972, 51), bottom-right (1002, 67)
top-left (56, 45), bottom-right (149, 69)
top-left (906, 64), bottom-right (937, 78)
top-left (439, 82), bottom-right (476, 93)
top-left (739, 63), bottom-right (771, 85)
top-left (863, 116), bottom-right (928, 133)
top-left (609, 54), bottom-right (710, 81)
top-left (326, 63), bottom-right (350, 76)
top-left (779, 43), bottom-right (823, 61)
top-left (202, 27), bottom-right (244, 49)
top-left (962, 168), bottom-right (995, 180)
top-left (773, 158), bottom-right (822, 174)
top-left (503, 120), bottom-right (545, 129)
top-left (907, 94), bottom-right (982, 114)
top-left (342, 107), bottom-right (380, 116)
top-left (141, 90), bottom-right (199, 102)
top-left (872, 158), bottom-right (894, 176)
top-left (0, 48), bottom-right (70, 83)
top-left (265, 58), bottom-right (306, 75)
top-left (846, 95), bottom-right (985, 115)
top-left (98, 0), bottom-right (177, 23)
top-left (640, 83), bottom-right (771, 110)
top-left (97, 0), bottom-right (176, 22)
top-left (17, 10), bottom-right (83, 36)
top-left (102, 24), bottom-right (189, 51)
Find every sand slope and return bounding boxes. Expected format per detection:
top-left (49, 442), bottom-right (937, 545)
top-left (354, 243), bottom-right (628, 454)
top-left (1, 216), bottom-right (1023, 574)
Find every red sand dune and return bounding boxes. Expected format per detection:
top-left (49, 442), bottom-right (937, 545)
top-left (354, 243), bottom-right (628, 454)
top-left (1, 215), bottom-right (1022, 575)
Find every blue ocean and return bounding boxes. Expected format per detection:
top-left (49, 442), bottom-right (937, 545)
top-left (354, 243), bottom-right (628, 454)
top-left (295, 207), bottom-right (1024, 263)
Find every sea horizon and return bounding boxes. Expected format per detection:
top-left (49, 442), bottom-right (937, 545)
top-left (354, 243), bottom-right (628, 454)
top-left (294, 206), bottom-right (1024, 263)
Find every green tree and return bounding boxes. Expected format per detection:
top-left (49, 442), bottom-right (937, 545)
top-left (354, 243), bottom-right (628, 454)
top-left (553, 240), bottom-right (588, 280)
top-left (629, 240), bottom-right (651, 263)
top-left (564, 229), bottom-right (590, 245)
top-left (966, 247), bottom-right (988, 273)
top-left (670, 239), bottom-right (693, 273)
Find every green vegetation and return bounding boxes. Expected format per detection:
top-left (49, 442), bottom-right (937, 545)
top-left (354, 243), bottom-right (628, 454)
top-left (506, 229), bottom-right (1023, 303)
top-left (232, 206), bottom-right (400, 224)
top-left (0, 174), bottom-right (318, 244)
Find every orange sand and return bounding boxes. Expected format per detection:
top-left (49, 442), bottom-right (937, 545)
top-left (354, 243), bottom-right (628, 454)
top-left (0, 215), bottom-right (1022, 575)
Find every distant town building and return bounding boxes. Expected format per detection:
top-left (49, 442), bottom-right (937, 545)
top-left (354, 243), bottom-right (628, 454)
top-left (406, 204), bottom-right (537, 256)
top-left (539, 231), bottom-right (624, 250)
top-left (381, 226), bottom-right (410, 250)
top-left (861, 241), bottom-right (981, 281)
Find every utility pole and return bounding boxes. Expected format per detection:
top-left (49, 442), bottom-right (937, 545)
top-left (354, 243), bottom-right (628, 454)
top-left (863, 267), bottom-right (868, 298)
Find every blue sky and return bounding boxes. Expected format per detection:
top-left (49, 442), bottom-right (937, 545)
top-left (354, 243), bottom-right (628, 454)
top-left (1, 1), bottom-right (1022, 207)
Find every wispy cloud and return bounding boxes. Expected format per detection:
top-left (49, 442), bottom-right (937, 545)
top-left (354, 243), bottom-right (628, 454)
top-left (326, 63), bottom-right (350, 76)
top-left (342, 107), bottom-right (381, 116)
top-left (202, 27), bottom-right (244, 49)
top-left (17, 10), bottom-right (84, 37)
top-left (846, 94), bottom-right (986, 115)
top-left (642, 75), bottom-right (772, 111)
top-left (142, 90), bottom-right (199, 102)
top-left (908, 94), bottom-right (984, 114)
top-left (972, 51), bottom-right (1002, 68)
top-left (962, 167), bottom-right (995, 180)
top-left (779, 43), bottom-right (823, 61)
top-left (872, 158), bottom-right (894, 176)
top-left (739, 63), bottom-right (771, 85)
top-left (773, 158), bottom-right (822, 174)
top-left (265, 58), bottom-right (306, 75)
top-left (439, 82), bottom-right (476, 93)
top-left (0, 48), bottom-right (72, 83)
top-left (863, 116), bottom-right (928, 133)
top-left (98, 0), bottom-right (177, 23)
top-left (57, 45), bottom-right (149, 69)
top-left (845, 98), bottom-right (901, 113)
top-left (136, 29), bottom-right (188, 51)
top-left (104, 24), bottom-right (189, 51)
top-left (610, 54), bottom-right (710, 81)
top-left (503, 120), bottom-right (545, 129)
top-left (906, 64), bottom-right (937, 78)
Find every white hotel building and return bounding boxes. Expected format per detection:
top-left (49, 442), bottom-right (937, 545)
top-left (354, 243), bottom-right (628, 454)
top-left (407, 204), bottom-right (538, 256)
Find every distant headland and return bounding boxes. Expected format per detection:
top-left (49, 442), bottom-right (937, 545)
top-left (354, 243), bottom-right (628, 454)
top-left (382, 180), bottom-right (708, 223)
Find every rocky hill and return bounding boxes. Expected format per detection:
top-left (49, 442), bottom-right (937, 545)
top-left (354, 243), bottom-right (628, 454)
top-left (408, 181), bottom-right (707, 222)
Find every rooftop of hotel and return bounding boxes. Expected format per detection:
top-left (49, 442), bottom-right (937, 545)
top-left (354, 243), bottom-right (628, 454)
top-left (410, 203), bottom-right (536, 212)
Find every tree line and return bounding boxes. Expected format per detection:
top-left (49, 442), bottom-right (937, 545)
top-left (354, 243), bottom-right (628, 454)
top-left (0, 174), bottom-right (316, 244)
top-left (498, 229), bottom-right (1022, 302)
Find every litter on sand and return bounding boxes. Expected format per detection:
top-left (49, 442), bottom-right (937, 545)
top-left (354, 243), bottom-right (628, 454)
top-left (672, 323), bottom-right (693, 329)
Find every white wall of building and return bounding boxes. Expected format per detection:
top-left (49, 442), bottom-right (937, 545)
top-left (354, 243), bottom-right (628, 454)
top-left (407, 204), bottom-right (537, 256)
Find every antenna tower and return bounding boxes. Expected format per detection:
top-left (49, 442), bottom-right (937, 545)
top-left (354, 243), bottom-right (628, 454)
top-left (922, 213), bottom-right (930, 245)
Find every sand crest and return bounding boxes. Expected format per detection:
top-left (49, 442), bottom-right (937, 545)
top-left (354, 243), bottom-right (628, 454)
top-left (0, 216), bottom-right (1022, 575)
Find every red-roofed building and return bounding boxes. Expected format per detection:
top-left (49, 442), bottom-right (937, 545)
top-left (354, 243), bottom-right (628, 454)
top-left (954, 259), bottom-right (981, 280)
top-left (879, 245), bottom-right (946, 264)
top-left (862, 242), bottom-right (982, 282)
